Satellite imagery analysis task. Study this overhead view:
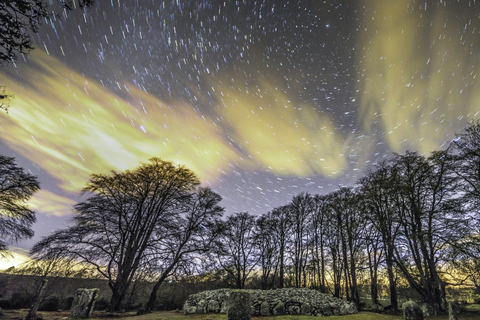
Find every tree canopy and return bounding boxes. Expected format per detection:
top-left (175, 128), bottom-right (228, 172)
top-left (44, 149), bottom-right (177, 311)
top-left (0, 155), bottom-right (40, 257)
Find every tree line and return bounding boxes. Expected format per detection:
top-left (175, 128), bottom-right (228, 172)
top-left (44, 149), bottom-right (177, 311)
top-left (2, 121), bottom-right (480, 314)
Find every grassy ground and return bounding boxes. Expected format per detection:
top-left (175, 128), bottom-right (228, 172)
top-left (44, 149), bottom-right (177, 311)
top-left (2, 309), bottom-right (480, 320)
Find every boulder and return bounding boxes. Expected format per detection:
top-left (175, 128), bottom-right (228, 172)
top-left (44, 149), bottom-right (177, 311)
top-left (402, 301), bottom-right (424, 320)
top-left (70, 288), bottom-right (99, 318)
top-left (208, 300), bottom-right (220, 313)
top-left (273, 301), bottom-right (285, 315)
top-left (420, 303), bottom-right (435, 317)
top-left (228, 291), bottom-right (251, 320)
top-left (260, 301), bottom-right (270, 316)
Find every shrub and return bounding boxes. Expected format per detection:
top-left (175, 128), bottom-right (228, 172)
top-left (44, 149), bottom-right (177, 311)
top-left (9, 292), bottom-right (34, 309)
top-left (94, 297), bottom-right (110, 311)
top-left (64, 296), bottom-right (74, 310)
top-left (40, 295), bottom-right (61, 311)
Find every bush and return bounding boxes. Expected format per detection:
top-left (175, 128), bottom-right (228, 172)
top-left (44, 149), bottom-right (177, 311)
top-left (64, 296), bottom-right (74, 310)
top-left (8, 292), bottom-right (34, 309)
top-left (40, 295), bottom-right (61, 311)
top-left (94, 297), bottom-right (110, 311)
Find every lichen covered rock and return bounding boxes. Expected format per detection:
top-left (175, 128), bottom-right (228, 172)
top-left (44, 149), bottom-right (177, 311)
top-left (183, 288), bottom-right (357, 317)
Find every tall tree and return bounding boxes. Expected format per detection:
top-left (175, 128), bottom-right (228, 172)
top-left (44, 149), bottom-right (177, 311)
top-left (0, 155), bottom-right (40, 256)
top-left (310, 194), bottom-right (328, 293)
top-left (270, 205), bottom-right (292, 288)
top-left (143, 187), bottom-right (224, 312)
top-left (31, 158), bottom-right (199, 311)
top-left (254, 212), bottom-right (280, 290)
top-left (360, 161), bottom-right (400, 311)
top-left (288, 192), bottom-right (314, 288)
top-left (390, 151), bottom-right (464, 313)
top-left (214, 212), bottom-right (258, 289)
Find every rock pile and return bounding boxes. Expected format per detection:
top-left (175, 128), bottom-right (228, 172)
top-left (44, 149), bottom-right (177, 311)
top-left (183, 288), bottom-right (357, 316)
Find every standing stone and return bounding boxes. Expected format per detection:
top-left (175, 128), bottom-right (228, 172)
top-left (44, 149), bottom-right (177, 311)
top-left (0, 307), bottom-right (4, 316)
top-left (448, 301), bottom-right (460, 320)
top-left (228, 291), bottom-right (251, 320)
top-left (273, 301), bottom-right (285, 315)
top-left (70, 288), bottom-right (99, 318)
top-left (260, 301), bottom-right (270, 316)
top-left (402, 301), bottom-right (424, 320)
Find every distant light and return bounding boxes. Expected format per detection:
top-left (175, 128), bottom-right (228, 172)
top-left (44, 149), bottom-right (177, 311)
top-left (325, 24), bottom-right (330, 28)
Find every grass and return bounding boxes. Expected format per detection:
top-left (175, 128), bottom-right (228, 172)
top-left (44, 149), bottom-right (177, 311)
top-left (2, 309), bottom-right (480, 320)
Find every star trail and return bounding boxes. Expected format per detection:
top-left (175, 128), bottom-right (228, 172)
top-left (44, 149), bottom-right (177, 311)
top-left (0, 0), bottom-right (479, 259)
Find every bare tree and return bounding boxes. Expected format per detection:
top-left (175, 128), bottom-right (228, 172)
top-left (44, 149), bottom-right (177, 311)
top-left (0, 154), bottom-right (40, 256)
top-left (360, 161), bottom-right (400, 311)
top-left (288, 192), bottom-right (314, 288)
top-left (143, 187), bottom-right (224, 312)
top-left (390, 151), bottom-right (465, 313)
top-left (214, 212), bottom-right (258, 289)
top-left (31, 158), bottom-right (200, 311)
top-left (253, 212), bottom-right (279, 290)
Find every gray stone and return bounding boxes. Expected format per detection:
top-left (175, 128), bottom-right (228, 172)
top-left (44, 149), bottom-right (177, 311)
top-left (228, 291), bottom-right (251, 320)
top-left (221, 300), bottom-right (230, 313)
top-left (208, 300), bottom-right (220, 313)
top-left (69, 288), bottom-right (99, 318)
top-left (273, 301), bottom-right (285, 315)
top-left (402, 301), bottom-right (424, 320)
top-left (300, 303), bottom-right (310, 315)
top-left (0, 307), bottom-right (4, 317)
top-left (183, 305), bottom-right (197, 314)
top-left (260, 301), bottom-right (270, 316)
top-left (448, 301), bottom-right (460, 320)
top-left (196, 300), bottom-right (207, 314)
top-left (420, 303), bottom-right (435, 317)
top-left (288, 305), bottom-right (300, 314)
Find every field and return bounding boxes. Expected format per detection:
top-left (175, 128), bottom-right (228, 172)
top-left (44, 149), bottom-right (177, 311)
top-left (2, 310), bottom-right (480, 320)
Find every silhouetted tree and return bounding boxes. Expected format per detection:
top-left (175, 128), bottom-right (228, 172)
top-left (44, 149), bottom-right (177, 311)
top-left (288, 192), bottom-right (314, 288)
top-left (0, 0), bottom-right (94, 110)
top-left (143, 187), bottom-right (224, 312)
top-left (310, 194), bottom-right (329, 293)
top-left (214, 212), bottom-right (258, 289)
top-left (0, 154), bottom-right (40, 256)
top-left (360, 161), bottom-right (400, 311)
top-left (270, 205), bottom-right (292, 288)
top-left (391, 151), bottom-right (465, 313)
top-left (254, 212), bottom-right (279, 290)
top-left (31, 158), bottom-right (200, 311)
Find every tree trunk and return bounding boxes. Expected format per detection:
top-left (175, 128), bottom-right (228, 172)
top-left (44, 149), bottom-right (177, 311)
top-left (386, 255), bottom-right (398, 312)
top-left (26, 278), bottom-right (48, 320)
top-left (108, 279), bottom-right (129, 312)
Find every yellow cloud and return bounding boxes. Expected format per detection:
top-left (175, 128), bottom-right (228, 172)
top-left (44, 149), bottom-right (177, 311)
top-left (216, 79), bottom-right (347, 177)
top-left (356, 0), bottom-right (480, 154)
top-left (0, 247), bottom-right (31, 270)
top-left (0, 51), bottom-right (239, 198)
top-left (28, 190), bottom-right (76, 217)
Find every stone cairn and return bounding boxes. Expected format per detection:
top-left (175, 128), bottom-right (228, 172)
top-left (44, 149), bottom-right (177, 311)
top-left (228, 291), bottom-right (251, 320)
top-left (183, 288), bottom-right (357, 316)
top-left (70, 288), bottom-right (99, 318)
top-left (402, 301), bottom-right (424, 320)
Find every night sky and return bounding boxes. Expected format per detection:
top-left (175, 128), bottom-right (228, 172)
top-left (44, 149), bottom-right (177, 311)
top-left (0, 0), bottom-right (479, 266)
